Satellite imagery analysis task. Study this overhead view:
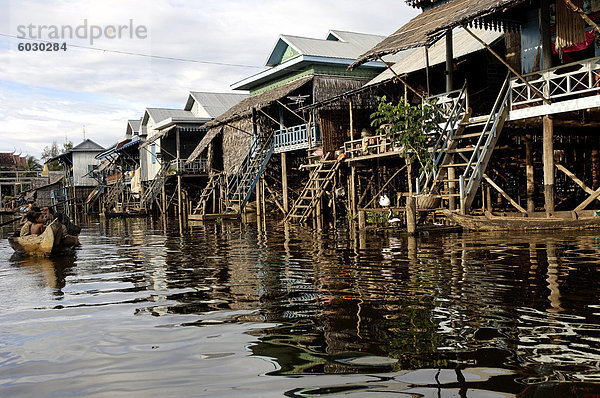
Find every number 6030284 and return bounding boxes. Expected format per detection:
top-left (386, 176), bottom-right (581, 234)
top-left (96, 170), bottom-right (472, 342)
top-left (18, 42), bottom-right (67, 51)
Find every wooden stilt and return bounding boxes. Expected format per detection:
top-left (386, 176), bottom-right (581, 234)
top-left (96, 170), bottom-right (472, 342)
top-left (176, 129), bottom-right (183, 235)
top-left (445, 29), bottom-right (454, 92)
top-left (358, 210), bottom-right (366, 230)
top-left (592, 148), bottom-right (599, 190)
top-left (526, 134), bottom-right (535, 213)
top-left (281, 152), bottom-right (289, 213)
top-left (261, 176), bottom-right (267, 227)
top-left (543, 116), bottom-right (555, 216)
top-left (406, 195), bottom-right (417, 236)
top-left (448, 158), bottom-right (456, 211)
top-left (256, 178), bottom-right (262, 225)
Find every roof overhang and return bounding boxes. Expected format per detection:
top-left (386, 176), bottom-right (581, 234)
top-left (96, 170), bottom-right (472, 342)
top-left (187, 76), bottom-right (314, 164)
top-left (232, 55), bottom-right (385, 91)
top-left (351, 0), bottom-right (525, 68)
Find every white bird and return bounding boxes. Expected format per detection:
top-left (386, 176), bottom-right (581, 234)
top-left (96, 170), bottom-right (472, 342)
top-left (379, 194), bottom-right (391, 208)
top-left (388, 209), bottom-right (402, 224)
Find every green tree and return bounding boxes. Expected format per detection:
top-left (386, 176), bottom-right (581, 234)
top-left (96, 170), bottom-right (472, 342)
top-left (21, 155), bottom-right (42, 177)
top-left (41, 140), bottom-right (73, 171)
top-left (371, 96), bottom-right (442, 193)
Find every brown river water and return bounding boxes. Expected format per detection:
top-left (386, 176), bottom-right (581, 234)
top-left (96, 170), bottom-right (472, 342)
top-left (1, 216), bottom-right (600, 397)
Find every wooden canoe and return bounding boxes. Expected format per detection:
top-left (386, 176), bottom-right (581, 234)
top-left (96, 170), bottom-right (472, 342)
top-left (8, 219), bottom-right (79, 257)
top-left (442, 210), bottom-right (600, 231)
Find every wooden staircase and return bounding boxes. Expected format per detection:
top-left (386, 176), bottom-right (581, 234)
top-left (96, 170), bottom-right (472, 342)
top-left (417, 82), bottom-right (469, 195)
top-left (226, 131), bottom-right (275, 213)
top-left (139, 162), bottom-right (170, 210)
top-left (420, 75), bottom-right (511, 213)
top-left (284, 153), bottom-right (341, 224)
top-left (459, 75), bottom-right (511, 212)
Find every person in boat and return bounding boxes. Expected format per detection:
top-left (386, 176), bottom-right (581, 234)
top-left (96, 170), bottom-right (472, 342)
top-left (19, 204), bottom-right (40, 226)
top-left (29, 212), bottom-right (46, 236)
top-left (42, 206), bottom-right (55, 227)
top-left (20, 211), bottom-right (44, 236)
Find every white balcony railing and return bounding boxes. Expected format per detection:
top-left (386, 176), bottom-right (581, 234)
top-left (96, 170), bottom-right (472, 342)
top-left (511, 56), bottom-right (600, 109)
top-left (274, 123), bottom-right (320, 153)
top-left (170, 158), bottom-right (209, 174)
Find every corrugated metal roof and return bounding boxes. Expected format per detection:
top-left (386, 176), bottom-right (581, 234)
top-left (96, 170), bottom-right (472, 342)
top-left (72, 139), bottom-right (105, 152)
top-left (145, 108), bottom-right (196, 125)
top-left (280, 33), bottom-right (385, 61)
top-left (368, 28), bottom-right (502, 85)
top-left (185, 92), bottom-right (249, 118)
top-left (127, 119), bottom-right (141, 133)
top-left (351, 0), bottom-right (524, 68)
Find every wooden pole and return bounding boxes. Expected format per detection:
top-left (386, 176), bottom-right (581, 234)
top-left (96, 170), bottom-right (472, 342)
top-left (448, 159), bottom-right (456, 211)
top-left (256, 177), bottom-right (262, 225)
top-left (261, 176), bottom-right (267, 227)
top-left (349, 100), bottom-right (357, 217)
top-left (445, 29), bottom-right (454, 92)
top-left (406, 195), bottom-right (417, 236)
top-left (425, 45), bottom-right (431, 96)
top-left (543, 116), bottom-right (554, 216)
top-left (176, 129), bottom-right (183, 235)
top-left (593, 148), bottom-right (600, 190)
top-left (281, 152), bottom-right (289, 212)
top-left (358, 210), bottom-right (366, 230)
top-left (526, 134), bottom-right (535, 213)
top-left (540, 0), bottom-right (552, 70)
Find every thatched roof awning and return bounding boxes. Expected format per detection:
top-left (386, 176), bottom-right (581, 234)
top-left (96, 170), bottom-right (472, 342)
top-left (350, 0), bottom-right (525, 68)
top-left (202, 76), bottom-right (313, 130)
top-left (185, 127), bottom-right (223, 164)
top-left (186, 76), bottom-right (313, 164)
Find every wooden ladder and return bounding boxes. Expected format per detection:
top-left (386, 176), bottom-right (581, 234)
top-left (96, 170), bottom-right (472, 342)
top-left (192, 172), bottom-right (222, 216)
top-left (284, 154), bottom-right (341, 224)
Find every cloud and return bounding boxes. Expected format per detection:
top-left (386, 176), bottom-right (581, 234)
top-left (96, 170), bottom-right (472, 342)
top-left (0, 0), bottom-right (418, 158)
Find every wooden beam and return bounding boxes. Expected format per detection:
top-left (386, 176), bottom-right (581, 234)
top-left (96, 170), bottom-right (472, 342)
top-left (554, 161), bottom-right (598, 198)
top-left (258, 108), bottom-right (283, 129)
top-left (362, 165), bottom-right (407, 209)
top-left (276, 100), bottom-right (307, 123)
top-left (575, 186), bottom-right (600, 211)
top-left (263, 179), bottom-right (285, 215)
top-left (483, 173), bottom-right (527, 213)
top-left (377, 56), bottom-right (426, 102)
top-left (462, 25), bottom-right (550, 105)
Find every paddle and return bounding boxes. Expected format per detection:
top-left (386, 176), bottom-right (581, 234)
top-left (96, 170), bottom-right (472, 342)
top-left (0, 197), bottom-right (76, 228)
top-left (0, 217), bottom-right (21, 228)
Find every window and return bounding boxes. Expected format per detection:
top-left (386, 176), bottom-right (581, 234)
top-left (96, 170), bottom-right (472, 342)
top-left (151, 144), bottom-right (156, 164)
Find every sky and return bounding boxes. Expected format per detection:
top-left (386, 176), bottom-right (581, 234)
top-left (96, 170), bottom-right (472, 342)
top-left (0, 0), bottom-right (418, 159)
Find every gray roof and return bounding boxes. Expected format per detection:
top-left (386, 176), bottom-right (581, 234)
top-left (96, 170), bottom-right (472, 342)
top-left (127, 119), bottom-right (141, 134)
top-left (267, 30), bottom-right (388, 66)
top-left (368, 28), bottom-right (502, 85)
top-left (72, 139), bottom-right (105, 152)
top-left (184, 92), bottom-right (249, 118)
top-left (142, 108), bottom-right (197, 126)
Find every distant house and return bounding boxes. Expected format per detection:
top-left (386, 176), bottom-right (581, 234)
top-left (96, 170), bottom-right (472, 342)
top-left (47, 139), bottom-right (105, 215)
top-left (0, 153), bottom-right (30, 205)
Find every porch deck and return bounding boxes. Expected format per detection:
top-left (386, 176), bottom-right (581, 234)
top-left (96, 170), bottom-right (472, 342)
top-left (508, 56), bottom-right (600, 120)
